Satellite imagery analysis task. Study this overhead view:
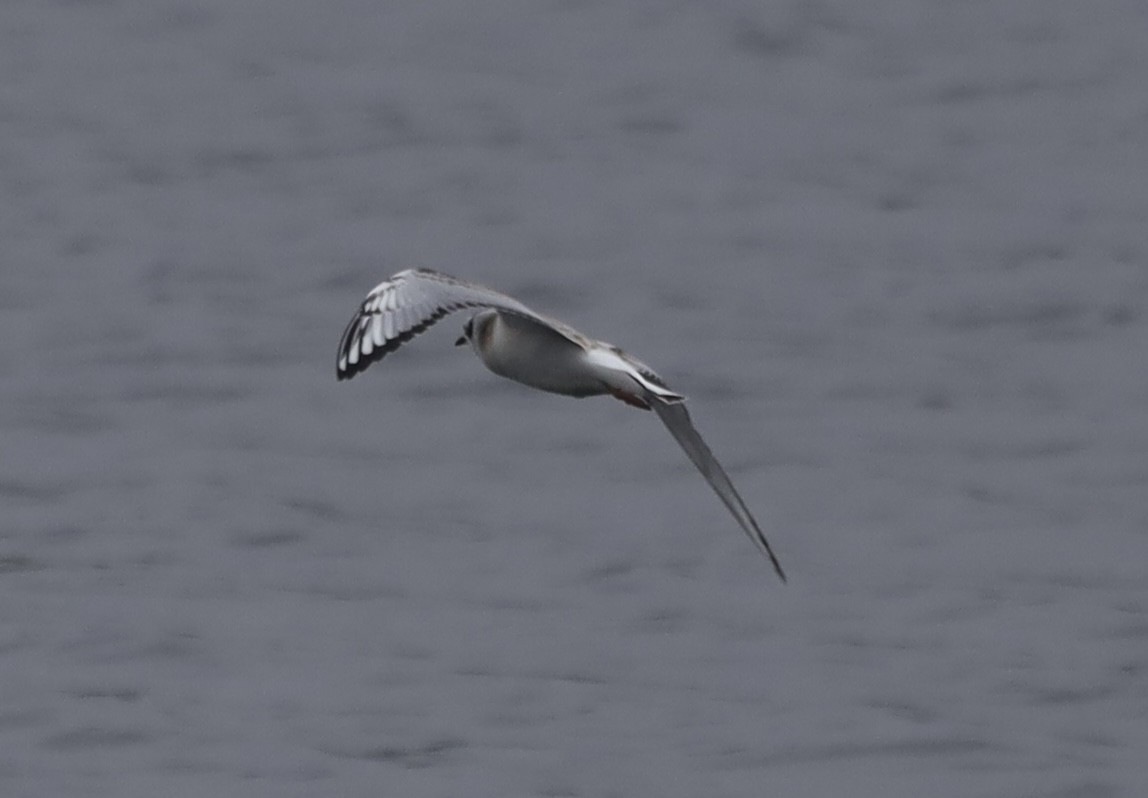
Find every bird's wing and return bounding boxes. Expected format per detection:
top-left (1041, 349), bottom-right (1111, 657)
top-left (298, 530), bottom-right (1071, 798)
top-left (649, 397), bottom-right (786, 582)
top-left (336, 268), bottom-right (580, 380)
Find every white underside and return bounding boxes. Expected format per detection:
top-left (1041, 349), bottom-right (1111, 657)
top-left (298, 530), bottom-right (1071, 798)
top-left (475, 313), bottom-right (619, 397)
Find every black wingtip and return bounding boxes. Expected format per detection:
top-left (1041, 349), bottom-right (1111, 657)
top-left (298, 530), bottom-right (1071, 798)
top-left (772, 556), bottom-right (788, 584)
top-left (758, 533), bottom-right (787, 583)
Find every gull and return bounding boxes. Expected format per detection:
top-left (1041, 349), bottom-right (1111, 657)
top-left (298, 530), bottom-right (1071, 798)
top-left (336, 268), bottom-right (785, 581)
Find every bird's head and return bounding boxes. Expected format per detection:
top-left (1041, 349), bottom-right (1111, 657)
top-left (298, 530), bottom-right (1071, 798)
top-left (456, 311), bottom-right (499, 351)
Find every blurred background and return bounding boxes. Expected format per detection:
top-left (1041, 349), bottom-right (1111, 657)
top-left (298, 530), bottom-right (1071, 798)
top-left (2, 1), bottom-right (1146, 796)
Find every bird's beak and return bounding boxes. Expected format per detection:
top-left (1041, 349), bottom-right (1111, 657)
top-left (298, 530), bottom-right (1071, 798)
top-left (454, 336), bottom-right (467, 346)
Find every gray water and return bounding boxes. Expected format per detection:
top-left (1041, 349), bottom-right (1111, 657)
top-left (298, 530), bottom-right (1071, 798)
top-left (2, 2), bottom-right (1147, 796)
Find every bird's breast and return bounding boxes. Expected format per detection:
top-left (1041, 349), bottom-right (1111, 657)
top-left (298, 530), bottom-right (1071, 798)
top-left (477, 315), bottom-right (605, 398)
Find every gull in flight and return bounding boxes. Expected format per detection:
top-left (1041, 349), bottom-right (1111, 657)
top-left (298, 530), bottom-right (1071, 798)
top-left (336, 268), bottom-right (785, 581)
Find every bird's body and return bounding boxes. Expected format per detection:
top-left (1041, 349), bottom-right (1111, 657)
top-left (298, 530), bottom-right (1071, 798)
top-left (466, 310), bottom-right (602, 397)
top-left (462, 310), bottom-right (683, 408)
top-left (337, 268), bottom-right (786, 581)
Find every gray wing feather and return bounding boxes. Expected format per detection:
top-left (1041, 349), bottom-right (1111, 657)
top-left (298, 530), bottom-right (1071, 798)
top-left (650, 398), bottom-right (786, 582)
top-left (336, 268), bottom-right (572, 380)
